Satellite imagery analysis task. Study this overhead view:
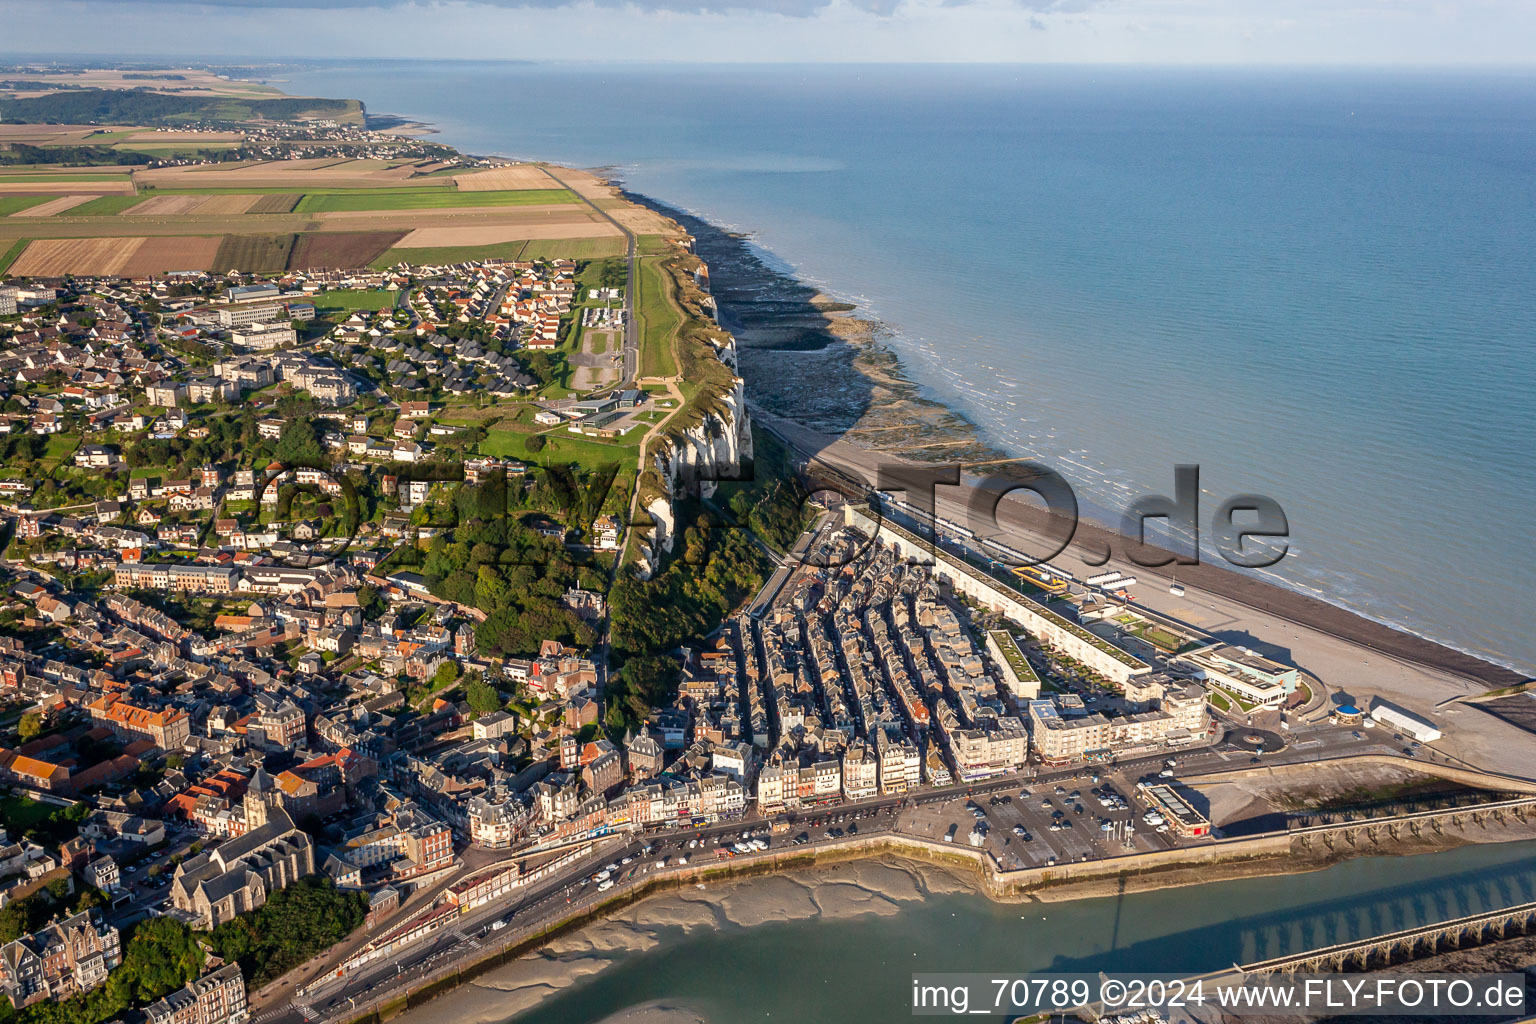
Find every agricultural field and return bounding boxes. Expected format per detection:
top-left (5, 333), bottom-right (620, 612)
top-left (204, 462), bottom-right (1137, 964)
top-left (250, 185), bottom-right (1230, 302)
top-left (0, 239), bottom-right (29, 274)
top-left (118, 235), bottom-right (223, 277)
top-left (454, 165), bottom-right (559, 191)
top-left (288, 231), bottom-right (405, 270)
top-left (134, 157), bottom-right (445, 191)
top-left (0, 196), bottom-right (54, 216)
top-left (0, 153), bottom-right (668, 276)
top-left (8, 195), bottom-right (96, 217)
top-left (369, 240), bottom-right (530, 269)
top-left (393, 216), bottom-right (620, 248)
top-left (248, 193), bottom-right (300, 214)
top-left (0, 172), bottom-right (134, 182)
top-left (8, 236), bottom-right (144, 276)
top-left (294, 188), bottom-right (575, 213)
top-left (0, 179), bottom-right (134, 193)
top-left (211, 233), bottom-right (296, 273)
top-left (519, 236), bottom-right (627, 260)
top-left (68, 195), bottom-right (150, 216)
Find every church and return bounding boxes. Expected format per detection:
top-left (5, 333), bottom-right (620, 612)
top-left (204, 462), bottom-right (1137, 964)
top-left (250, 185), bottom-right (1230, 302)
top-left (170, 768), bottom-right (317, 928)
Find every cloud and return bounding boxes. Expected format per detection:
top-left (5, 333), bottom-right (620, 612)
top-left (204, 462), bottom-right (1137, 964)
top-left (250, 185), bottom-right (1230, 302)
top-left (115, 0), bottom-right (1097, 17)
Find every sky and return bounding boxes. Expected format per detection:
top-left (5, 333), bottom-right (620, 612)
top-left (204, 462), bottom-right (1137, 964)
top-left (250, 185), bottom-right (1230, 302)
top-left (1, 0), bottom-right (1534, 65)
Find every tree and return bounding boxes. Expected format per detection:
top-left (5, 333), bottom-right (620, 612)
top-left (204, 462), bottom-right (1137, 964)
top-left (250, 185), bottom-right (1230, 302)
top-left (462, 673), bottom-right (503, 717)
top-left (431, 660), bottom-right (460, 690)
top-left (274, 416), bottom-right (323, 467)
top-left (16, 712), bottom-right (41, 742)
top-left (524, 434), bottom-right (546, 454)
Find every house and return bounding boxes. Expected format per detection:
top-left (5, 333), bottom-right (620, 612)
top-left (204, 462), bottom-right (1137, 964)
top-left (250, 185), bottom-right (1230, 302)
top-left (143, 963), bottom-right (247, 1024)
top-left (0, 910), bottom-right (121, 1007)
top-left (83, 855), bottom-right (120, 893)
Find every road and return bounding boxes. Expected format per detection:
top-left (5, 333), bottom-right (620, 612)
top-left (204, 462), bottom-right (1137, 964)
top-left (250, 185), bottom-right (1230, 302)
top-left (256, 722), bottom-right (1432, 1024)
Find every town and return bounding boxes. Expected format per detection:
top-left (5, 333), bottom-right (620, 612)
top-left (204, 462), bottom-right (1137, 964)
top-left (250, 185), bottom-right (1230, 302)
top-left (0, 105), bottom-right (1531, 1024)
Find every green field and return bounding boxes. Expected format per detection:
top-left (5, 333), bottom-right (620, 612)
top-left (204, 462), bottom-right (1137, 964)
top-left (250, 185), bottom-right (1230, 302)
top-left (316, 288), bottom-right (398, 313)
top-left (0, 238), bottom-right (30, 274)
top-left (69, 195), bottom-right (151, 216)
top-left (295, 188), bottom-right (575, 213)
top-left (635, 257), bottom-right (681, 378)
top-left (369, 240), bottom-right (529, 270)
top-left (519, 237), bottom-right (626, 260)
top-left (0, 195), bottom-right (55, 216)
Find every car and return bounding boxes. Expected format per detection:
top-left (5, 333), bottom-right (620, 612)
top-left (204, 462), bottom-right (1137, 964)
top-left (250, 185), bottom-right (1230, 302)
top-left (1158, 769), bottom-right (1175, 778)
top-left (1101, 822), bottom-right (1115, 832)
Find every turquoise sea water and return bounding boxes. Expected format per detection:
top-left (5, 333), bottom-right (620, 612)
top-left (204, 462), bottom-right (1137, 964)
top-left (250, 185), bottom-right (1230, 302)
top-left (283, 64), bottom-right (1536, 672)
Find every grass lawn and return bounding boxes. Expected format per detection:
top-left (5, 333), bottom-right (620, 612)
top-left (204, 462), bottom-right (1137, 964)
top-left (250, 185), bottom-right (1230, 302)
top-left (1214, 686), bottom-right (1256, 712)
top-left (0, 238), bottom-right (30, 274)
top-left (635, 257), bottom-right (681, 378)
top-left (636, 234), bottom-right (673, 256)
top-left (69, 195), bottom-right (152, 216)
top-left (316, 288), bottom-right (398, 313)
top-left (481, 428), bottom-right (638, 471)
top-left (295, 188), bottom-right (575, 213)
top-left (0, 195), bottom-right (55, 215)
top-left (0, 797), bottom-right (59, 836)
top-left (1207, 688), bottom-right (1232, 712)
top-left (40, 433), bottom-right (80, 467)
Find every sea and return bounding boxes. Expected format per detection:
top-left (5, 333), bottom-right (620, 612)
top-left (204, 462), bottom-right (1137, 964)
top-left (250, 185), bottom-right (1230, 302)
top-left (281, 63), bottom-right (1536, 674)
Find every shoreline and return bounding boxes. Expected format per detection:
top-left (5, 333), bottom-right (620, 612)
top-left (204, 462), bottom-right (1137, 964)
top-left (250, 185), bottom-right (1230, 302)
top-left (622, 191), bottom-right (1530, 692)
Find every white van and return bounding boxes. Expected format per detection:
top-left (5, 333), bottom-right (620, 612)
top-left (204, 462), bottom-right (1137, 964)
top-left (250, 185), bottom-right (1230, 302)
top-left (597, 879), bottom-right (614, 892)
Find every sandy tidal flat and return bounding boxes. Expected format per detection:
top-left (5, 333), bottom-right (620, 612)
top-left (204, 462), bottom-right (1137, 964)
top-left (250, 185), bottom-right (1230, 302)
top-left (388, 859), bottom-right (971, 1024)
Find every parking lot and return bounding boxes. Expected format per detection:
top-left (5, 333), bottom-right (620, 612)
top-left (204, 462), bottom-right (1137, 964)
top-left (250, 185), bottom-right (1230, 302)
top-left (896, 763), bottom-right (1192, 869)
